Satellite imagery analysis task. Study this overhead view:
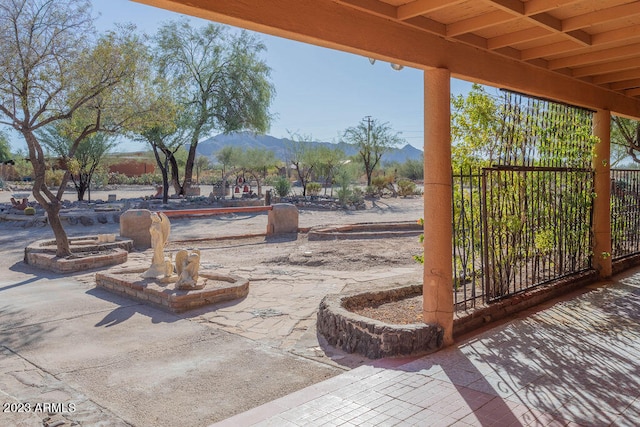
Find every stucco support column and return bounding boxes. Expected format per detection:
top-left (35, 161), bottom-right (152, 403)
top-left (423, 68), bottom-right (453, 346)
top-left (592, 109), bottom-right (612, 278)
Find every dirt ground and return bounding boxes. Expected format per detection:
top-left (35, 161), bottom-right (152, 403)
top-left (1, 186), bottom-right (428, 326)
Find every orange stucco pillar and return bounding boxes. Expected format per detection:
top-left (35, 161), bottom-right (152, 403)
top-left (423, 68), bottom-right (454, 346)
top-left (592, 109), bottom-right (612, 278)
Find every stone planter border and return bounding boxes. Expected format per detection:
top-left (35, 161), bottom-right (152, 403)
top-left (317, 285), bottom-right (443, 359)
top-left (24, 236), bottom-right (133, 273)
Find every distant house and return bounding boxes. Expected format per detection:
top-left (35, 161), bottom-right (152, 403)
top-left (107, 152), bottom-right (155, 177)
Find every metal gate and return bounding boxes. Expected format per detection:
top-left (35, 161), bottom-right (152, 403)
top-left (481, 166), bottom-right (593, 301)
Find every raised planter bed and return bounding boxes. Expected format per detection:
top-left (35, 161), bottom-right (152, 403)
top-left (317, 285), bottom-right (443, 359)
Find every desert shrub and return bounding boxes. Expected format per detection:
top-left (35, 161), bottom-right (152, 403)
top-left (337, 187), bottom-right (352, 205)
top-left (273, 176), bottom-right (291, 198)
top-left (45, 169), bottom-right (65, 187)
top-left (108, 172), bottom-right (129, 185)
top-left (397, 158), bottom-right (424, 180)
top-left (133, 173), bottom-right (161, 185)
top-left (91, 166), bottom-right (109, 189)
top-left (306, 182), bottom-right (321, 197)
top-left (350, 187), bottom-right (364, 204)
top-left (364, 185), bottom-right (377, 198)
top-left (397, 179), bottom-right (417, 197)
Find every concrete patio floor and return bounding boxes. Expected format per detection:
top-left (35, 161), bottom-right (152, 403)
top-left (216, 269), bottom-right (640, 427)
top-left (2, 206), bottom-right (640, 426)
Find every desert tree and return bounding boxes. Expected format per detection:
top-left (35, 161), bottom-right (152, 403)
top-left (314, 145), bottom-right (345, 196)
top-left (39, 123), bottom-right (116, 201)
top-left (451, 84), bottom-right (501, 169)
top-left (153, 20), bottom-right (275, 195)
top-left (0, 132), bottom-right (10, 162)
top-left (215, 145), bottom-right (241, 181)
top-left (195, 155), bottom-right (211, 184)
top-left (285, 133), bottom-right (322, 197)
top-left (342, 117), bottom-right (403, 186)
top-left (131, 101), bottom-right (188, 204)
top-left (612, 116), bottom-right (640, 166)
top-left (237, 147), bottom-right (277, 196)
top-left (0, 0), bottom-right (150, 256)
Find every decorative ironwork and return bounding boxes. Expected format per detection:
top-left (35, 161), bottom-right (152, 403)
top-left (611, 169), bottom-right (640, 259)
top-left (452, 90), bottom-right (597, 311)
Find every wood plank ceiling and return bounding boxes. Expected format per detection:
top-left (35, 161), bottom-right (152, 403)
top-left (340, 0), bottom-right (640, 99)
top-left (134, 0), bottom-right (640, 117)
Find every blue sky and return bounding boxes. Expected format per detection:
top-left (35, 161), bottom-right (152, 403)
top-left (9, 0), bottom-right (474, 152)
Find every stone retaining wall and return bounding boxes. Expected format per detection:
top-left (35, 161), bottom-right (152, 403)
top-left (317, 285), bottom-right (443, 359)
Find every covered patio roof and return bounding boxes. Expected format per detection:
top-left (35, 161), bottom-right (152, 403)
top-left (135, 0), bottom-right (640, 119)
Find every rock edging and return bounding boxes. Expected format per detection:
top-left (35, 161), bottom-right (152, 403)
top-left (317, 285), bottom-right (443, 359)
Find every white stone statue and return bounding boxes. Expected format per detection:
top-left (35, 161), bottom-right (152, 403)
top-left (175, 249), bottom-right (202, 289)
top-left (142, 212), bottom-right (171, 278)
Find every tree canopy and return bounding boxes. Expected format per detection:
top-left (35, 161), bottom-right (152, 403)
top-left (0, 0), bottom-right (151, 256)
top-left (153, 21), bottom-right (275, 194)
top-left (342, 117), bottom-right (403, 186)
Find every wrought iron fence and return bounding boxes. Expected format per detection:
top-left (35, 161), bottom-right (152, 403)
top-left (451, 166), bottom-right (594, 311)
top-left (452, 168), bottom-right (485, 311)
top-left (450, 90), bottom-right (598, 312)
top-left (611, 169), bottom-right (640, 259)
top-left (481, 166), bottom-right (593, 301)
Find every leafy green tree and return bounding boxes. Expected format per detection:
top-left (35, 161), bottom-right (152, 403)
top-left (237, 147), bottom-right (277, 196)
top-left (342, 117), bottom-right (403, 186)
top-left (153, 21), bottom-right (275, 195)
top-left (451, 84), bottom-right (501, 169)
top-left (0, 132), bottom-right (10, 162)
top-left (126, 70), bottom-right (192, 203)
top-left (195, 155), bottom-right (211, 185)
top-left (612, 117), bottom-right (640, 165)
top-left (285, 133), bottom-right (323, 197)
top-left (314, 145), bottom-right (345, 196)
top-left (0, 0), bottom-right (149, 256)
top-left (39, 124), bottom-right (116, 201)
top-left (214, 145), bottom-right (242, 198)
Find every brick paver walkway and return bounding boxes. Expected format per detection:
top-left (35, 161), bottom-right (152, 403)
top-left (215, 274), bottom-right (640, 426)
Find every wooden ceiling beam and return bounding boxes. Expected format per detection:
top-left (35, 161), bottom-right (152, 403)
top-left (396, 0), bottom-right (462, 21)
top-left (487, 26), bottom-right (550, 50)
top-left (592, 25), bottom-right (640, 46)
top-left (337, 0), bottom-right (396, 19)
top-left (523, 0), bottom-right (583, 15)
top-left (593, 69), bottom-right (640, 85)
top-left (484, 0), bottom-right (524, 15)
top-left (610, 78), bottom-right (640, 91)
top-left (549, 43), bottom-right (640, 70)
top-left (447, 10), bottom-right (516, 36)
top-left (573, 57), bottom-right (640, 78)
top-left (529, 13), bottom-right (591, 46)
top-left (626, 87), bottom-right (640, 97)
top-left (563, 2), bottom-right (640, 32)
top-left (403, 15), bottom-right (447, 36)
top-left (520, 40), bottom-right (580, 60)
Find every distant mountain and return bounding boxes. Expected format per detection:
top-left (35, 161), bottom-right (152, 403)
top-left (196, 131), bottom-right (423, 164)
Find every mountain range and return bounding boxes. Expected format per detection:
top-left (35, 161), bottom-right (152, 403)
top-left (196, 131), bottom-right (423, 164)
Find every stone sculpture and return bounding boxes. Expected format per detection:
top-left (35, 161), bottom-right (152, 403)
top-left (175, 249), bottom-right (203, 289)
top-left (142, 212), bottom-right (171, 278)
